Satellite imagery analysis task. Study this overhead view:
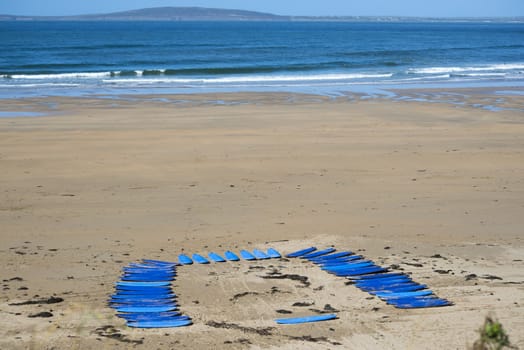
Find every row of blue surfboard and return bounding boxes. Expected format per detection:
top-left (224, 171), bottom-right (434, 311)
top-left (286, 247), bottom-right (452, 309)
top-left (108, 259), bottom-right (193, 328)
top-left (109, 245), bottom-right (451, 328)
top-left (177, 248), bottom-right (281, 265)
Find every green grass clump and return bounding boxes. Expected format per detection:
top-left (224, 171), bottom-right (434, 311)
top-left (473, 316), bottom-right (514, 350)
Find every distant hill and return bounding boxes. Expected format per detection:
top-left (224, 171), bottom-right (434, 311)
top-left (0, 7), bottom-right (289, 21)
top-left (1, 7), bottom-right (523, 22)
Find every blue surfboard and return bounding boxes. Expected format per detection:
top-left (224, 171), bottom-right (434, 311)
top-left (122, 271), bottom-right (174, 277)
top-left (276, 313), bottom-right (337, 324)
top-left (318, 255), bottom-right (364, 265)
top-left (115, 305), bottom-right (178, 313)
top-left (224, 250), bottom-right (240, 261)
top-left (310, 251), bottom-right (354, 262)
top-left (375, 290), bottom-right (434, 299)
top-left (111, 300), bottom-right (176, 306)
top-left (320, 257), bottom-right (371, 266)
top-left (357, 281), bottom-right (415, 291)
top-left (208, 252), bottom-right (226, 263)
top-left (115, 287), bottom-right (172, 293)
top-left (123, 268), bottom-right (173, 274)
top-left (328, 265), bottom-right (383, 274)
top-left (111, 294), bottom-right (175, 300)
top-left (355, 273), bottom-right (411, 282)
top-left (121, 272), bottom-right (174, 278)
top-left (127, 263), bottom-right (159, 269)
top-left (125, 265), bottom-right (174, 272)
top-left (124, 315), bottom-right (190, 322)
top-left (115, 285), bottom-right (171, 294)
top-left (110, 298), bottom-right (177, 305)
top-left (113, 288), bottom-right (173, 296)
top-left (322, 261), bottom-right (375, 271)
top-left (109, 294), bottom-right (176, 301)
top-left (266, 248), bottom-right (281, 258)
top-left (114, 287), bottom-right (172, 293)
top-left (286, 247), bottom-right (317, 258)
top-left (357, 278), bottom-right (420, 287)
top-left (192, 253), bottom-right (210, 264)
top-left (366, 284), bottom-right (428, 293)
top-left (116, 281), bottom-right (171, 287)
top-left (123, 269), bottom-right (175, 277)
top-left (355, 276), bottom-right (413, 286)
top-left (240, 250), bottom-right (256, 260)
top-left (332, 266), bottom-right (387, 276)
top-left (350, 272), bottom-right (405, 281)
top-left (117, 311), bottom-right (182, 319)
top-left (141, 259), bottom-right (176, 266)
top-left (123, 316), bottom-right (190, 324)
top-left (110, 300), bottom-right (177, 307)
top-left (121, 276), bottom-right (174, 282)
top-left (127, 319), bottom-right (193, 328)
top-left (253, 249), bottom-right (270, 259)
top-left (301, 247), bottom-right (336, 259)
top-left (323, 263), bottom-right (376, 272)
top-left (115, 287), bottom-right (171, 294)
top-left (109, 295), bottom-right (176, 302)
top-left (388, 297), bottom-right (451, 309)
top-left (118, 311), bottom-right (184, 318)
top-left (331, 266), bottom-right (384, 276)
top-left (178, 254), bottom-right (193, 265)
top-left (357, 281), bottom-right (420, 291)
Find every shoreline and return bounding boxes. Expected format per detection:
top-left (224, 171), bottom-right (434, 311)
top-left (2, 76), bottom-right (524, 103)
top-left (1, 85), bottom-right (523, 118)
top-left (0, 91), bottom-right (523, 349)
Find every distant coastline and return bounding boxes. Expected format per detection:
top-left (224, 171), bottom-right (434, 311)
top-left (1, 6), bottom-right (523, 23)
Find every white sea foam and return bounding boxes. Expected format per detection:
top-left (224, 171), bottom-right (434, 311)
top-left (10, 72), bottom-right (111, 79)
top-left (450, 72), bottom-right (507, 77)
top-left (103, 73), bottom-right (394, 85)
top-left (394, 74), bottom-right (451, 82)
top-left (409, 63), bottom-right (524, 75)
top-left (0, 83), bottom-right (80, 88)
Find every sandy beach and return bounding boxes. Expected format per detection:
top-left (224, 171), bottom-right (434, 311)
top-left (1, 91), bottom-right (523, 349)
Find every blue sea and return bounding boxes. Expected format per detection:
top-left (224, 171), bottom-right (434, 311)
top-left (0, 21), bottom-right (523, 98)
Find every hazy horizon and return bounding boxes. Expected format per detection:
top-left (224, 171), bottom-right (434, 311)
top-left (1, 0), bottom-right (523, 18)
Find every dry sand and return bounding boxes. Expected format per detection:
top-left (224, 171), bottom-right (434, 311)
top-left (0, 91), bottom-right (523, 349)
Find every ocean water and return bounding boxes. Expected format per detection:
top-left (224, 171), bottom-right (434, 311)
top-left (0, 21), bottom-right (523, 97)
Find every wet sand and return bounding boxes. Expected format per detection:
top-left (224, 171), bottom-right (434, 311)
top-left (0, 91), bottom-right (523, 349)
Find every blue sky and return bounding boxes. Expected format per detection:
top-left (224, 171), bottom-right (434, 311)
top-left (1, 0), bottom-right (523, 17)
